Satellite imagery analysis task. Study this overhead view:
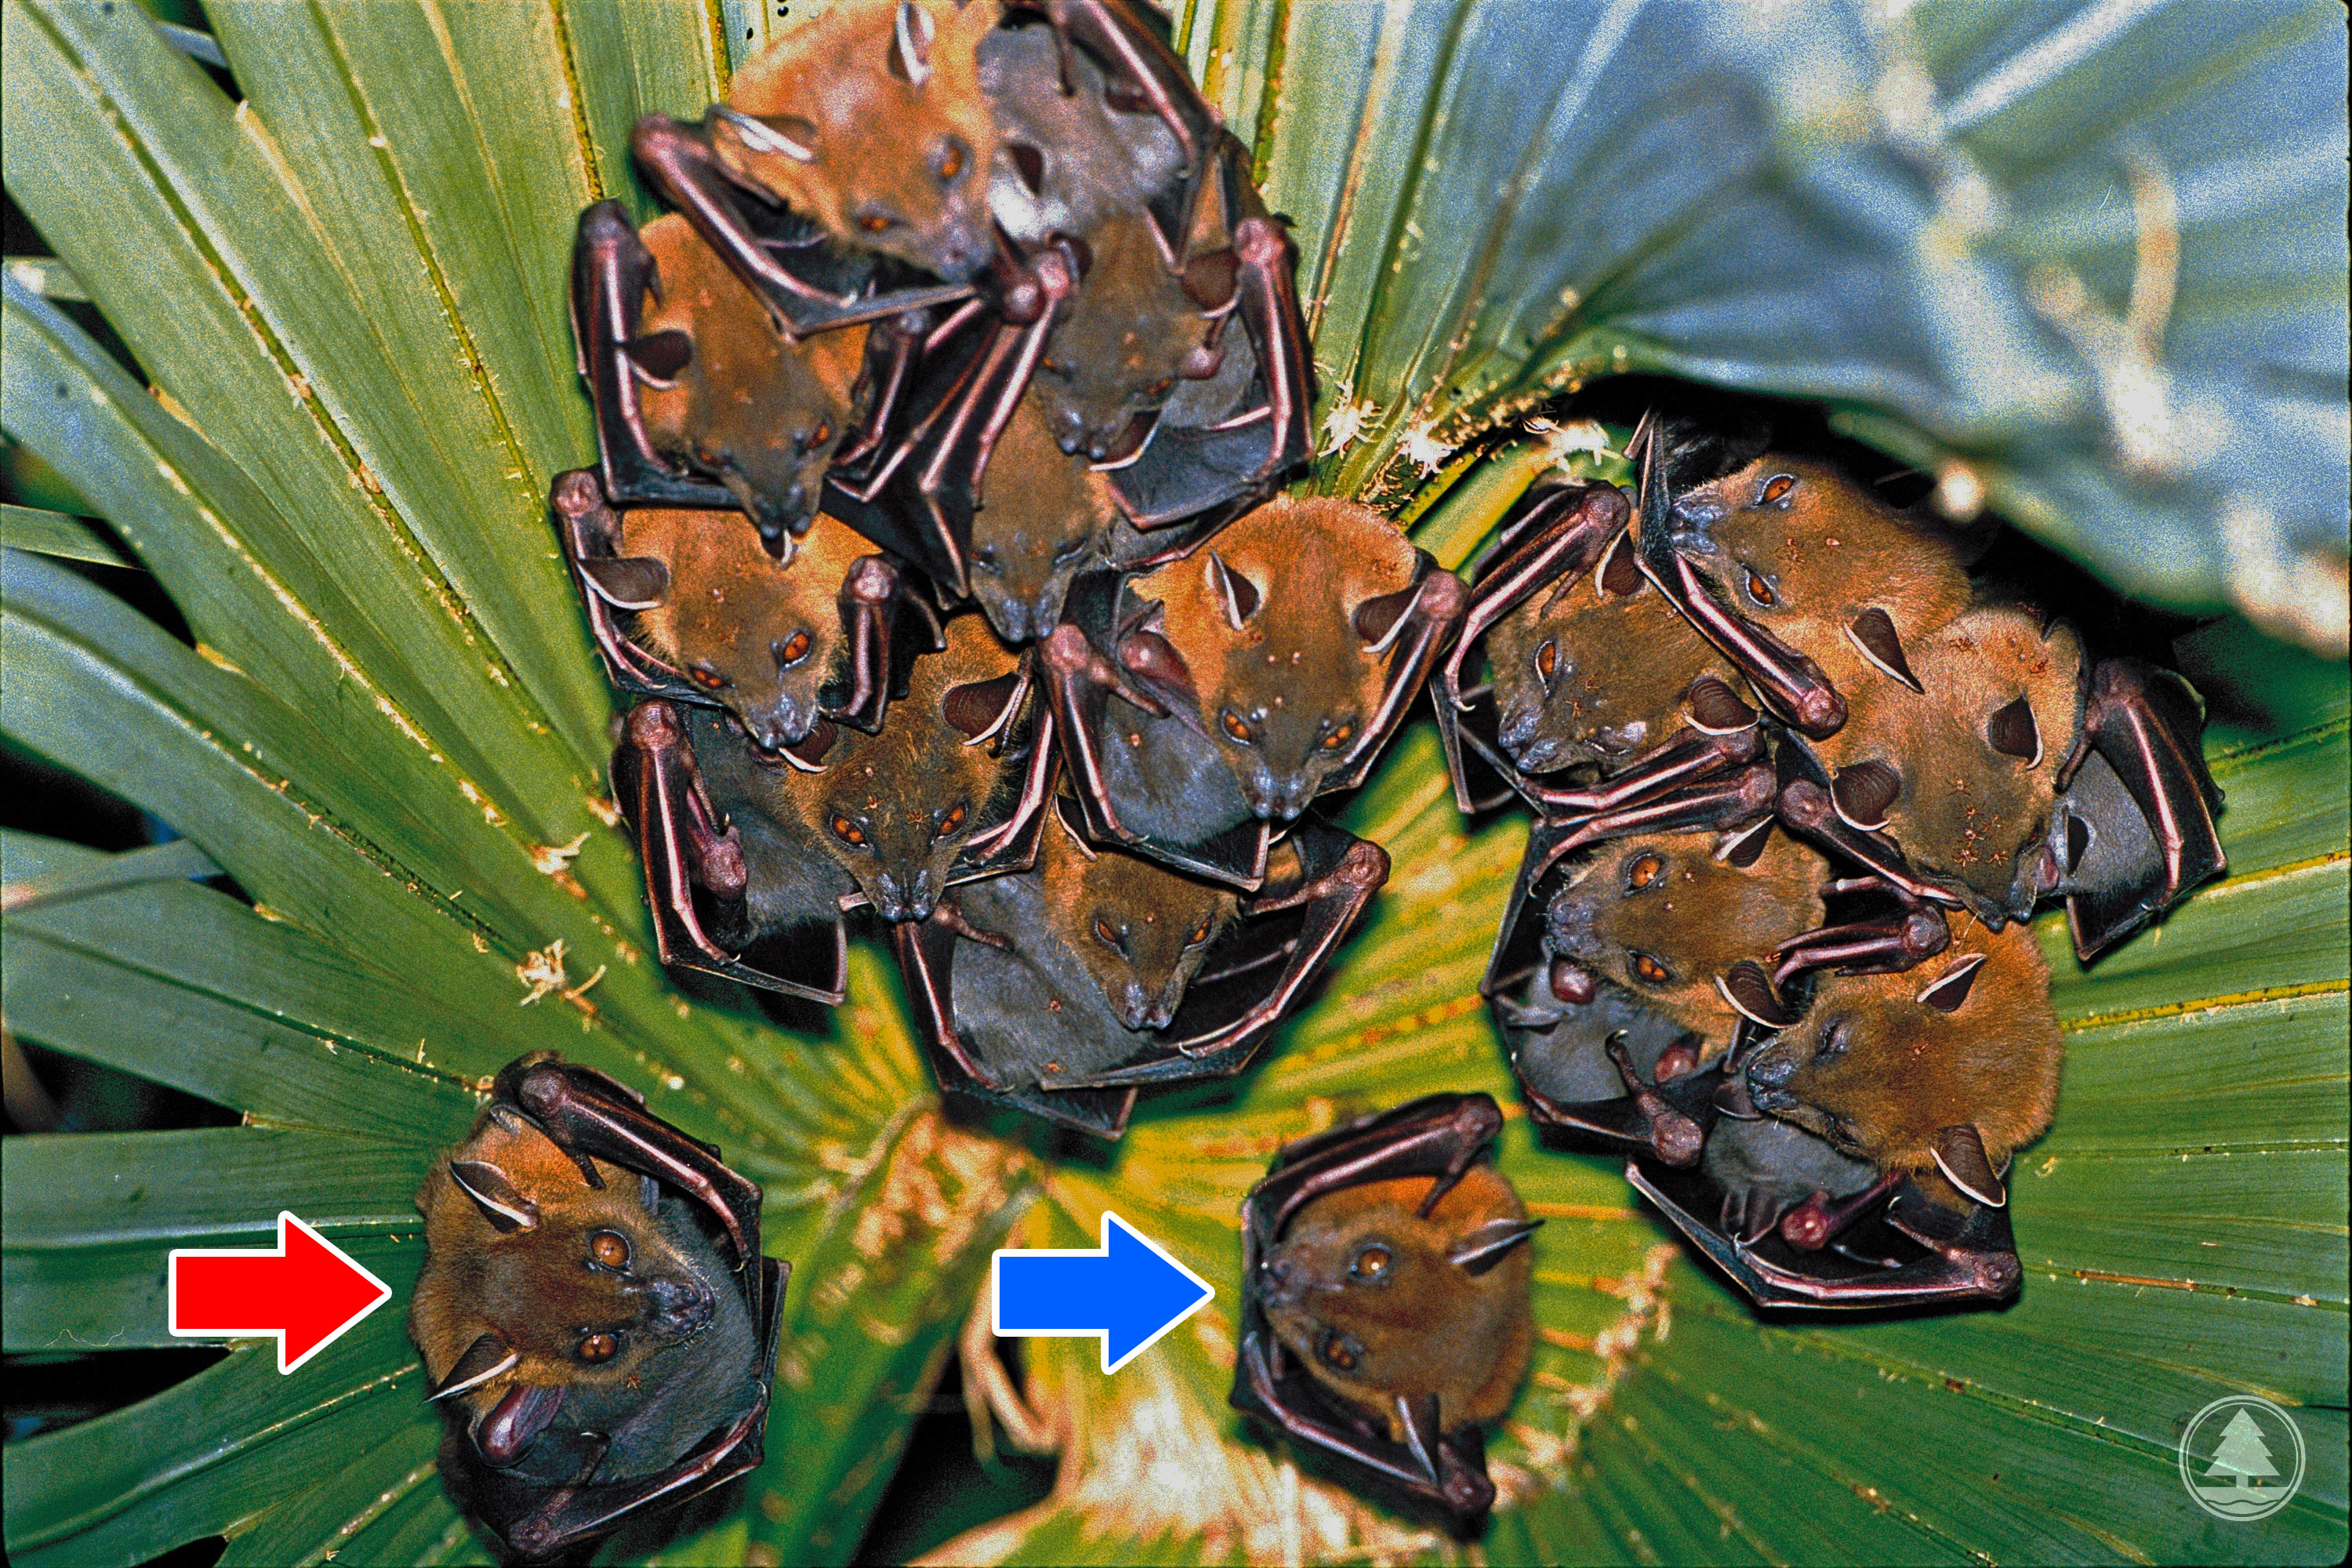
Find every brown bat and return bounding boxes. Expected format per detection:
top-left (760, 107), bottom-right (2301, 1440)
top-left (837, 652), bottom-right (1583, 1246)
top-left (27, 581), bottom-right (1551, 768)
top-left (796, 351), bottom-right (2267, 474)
top-left (613, 616), bottom-right (1051, 999)
top-left (1041, 498), bottom-right (1467, 884)
top-left (1630, 918), bottom-right (2056, 1308)
top-left (412, 1054), bottom-right (783, 1558)
top-left (568, 205), bottom-right (874, 546)
top-left (555, 472), bottom-right (931, 746)
top-left (1234, 1094), bottom-right (1539, 1524)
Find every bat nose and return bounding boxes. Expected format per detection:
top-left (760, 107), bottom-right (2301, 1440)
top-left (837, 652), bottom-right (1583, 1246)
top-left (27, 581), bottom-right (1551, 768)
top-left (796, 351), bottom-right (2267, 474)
top-left (1121, 982), bottom-right (1171, 1033)
top-left (641, 1275), bottom-right (716, 1338)
top-left (1745, 1051), bottom-right (1798, 1105)
top-left (1511, 733), bottom-right (1565, 772)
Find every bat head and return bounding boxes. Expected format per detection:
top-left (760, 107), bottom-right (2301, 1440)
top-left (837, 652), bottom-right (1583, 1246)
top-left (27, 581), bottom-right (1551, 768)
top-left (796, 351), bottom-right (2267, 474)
top-left (1742, 922), bottom-right (2061, 1196)
top-left (1030, 209), bottom-right (1217, 465)
top-left (626, 509), bottom-right (873, 752)
top-left (967, 397), bottom-right (1122, 642)
top-left (807, 614), bottom-right (1018, 920)
top-left (976, 11), bottom-right (1184, 247)
top-left (717, 0), bottom-right (1000, 282)
top-left (1544, 827), bottom-right (1826, 1041)
top-left (632, 214), bottom-right (864, 535)
top-left (410, 1114), bottom-right (730, 1450)
top-left (1657, 455), bottom-right (1978, 685)
top-left (1131, 499), bottom-right (1422, 823)
top-left (1036, 808), bottom-right (1237, 1032)
top-left (1829, 603), bottom-right (2085, 918)
top-left (1485, 530), bottom-right (1737, 774)
top-left (1259, 1169), bottom-right (1535, 1433)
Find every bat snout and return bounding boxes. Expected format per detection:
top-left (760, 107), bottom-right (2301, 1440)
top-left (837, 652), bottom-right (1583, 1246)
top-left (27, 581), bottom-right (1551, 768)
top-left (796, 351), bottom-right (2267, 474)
top-left (637, 1273), bottom-right (717, 1339)
top-left (1119, 981), bottom-right (1173, 1033)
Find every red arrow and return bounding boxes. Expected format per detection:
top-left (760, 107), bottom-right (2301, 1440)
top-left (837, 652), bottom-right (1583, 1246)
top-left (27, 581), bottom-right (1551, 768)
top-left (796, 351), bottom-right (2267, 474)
top-left (169, 1211), bottom-right (393, 1374)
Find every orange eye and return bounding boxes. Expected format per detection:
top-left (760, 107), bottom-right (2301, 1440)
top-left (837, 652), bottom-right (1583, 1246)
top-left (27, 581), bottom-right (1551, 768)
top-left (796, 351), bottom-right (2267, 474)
top-left (1535, 639), bottom-right (1558, 681)
top-left (1744, 568), bottom-right (1777, 607)
top-left (690, 662), bottom-right (727, 690)
top-left (579, 1333), bottom-right (618, 1363)
top-left (1189, 916), bottom-right (1214, 946)
top-left (1319, 1330), bottom-right (1357, 1371)
top-left (939, 147), bottom-right (963, 179)
top-left (1628, 853), bottom-right (1665, 890)
top-left (1629, 951), bottom-right (1671, 986)
top-left (1221, 711), bottom-right (1254, 744)
top-left (1759, 474), bottom-right (1795, 505)
top-left (860, 214), bottom-right (891, 234)
top-left (590, 1231), bottom-right (629, 1270)
top-left (936, 802), bottom-right (967, 837)
top-left (1320, 721), bottom-right (1356, 751)
top-left (1094, 917), bottom-right (1121, 949)
top-left (779, 630), bottom-right (811, 664)
top-left (830, 815), bottom-right (866, 846)
top-left (1352, 1244), bottom-right (1391, 1281)
top-left (811, 420), bottom-right (833, 445)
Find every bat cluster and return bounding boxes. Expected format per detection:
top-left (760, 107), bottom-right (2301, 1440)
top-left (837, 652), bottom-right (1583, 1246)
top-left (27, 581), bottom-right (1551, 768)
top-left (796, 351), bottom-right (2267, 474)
top-left (1441, 415), bottom-right (2226, 1311)
top-left (559, 0), bottom-right (1462, 1139)
top-left (412, 1054), bottom-right (784, 1559)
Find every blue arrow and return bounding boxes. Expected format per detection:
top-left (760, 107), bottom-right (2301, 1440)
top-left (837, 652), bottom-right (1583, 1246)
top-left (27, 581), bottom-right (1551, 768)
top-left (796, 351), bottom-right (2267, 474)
top-left (993, 1210), bottom-right (1214, 1374)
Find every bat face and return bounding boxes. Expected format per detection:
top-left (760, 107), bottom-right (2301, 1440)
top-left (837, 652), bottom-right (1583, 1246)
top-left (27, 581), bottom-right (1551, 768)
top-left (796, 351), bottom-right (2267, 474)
top-left (1817, 603), bottom-right (2085, 919)
top-left (1485, 543), bottom-right (1735, 773)
top-left (803, 614), bottom-right (1023, 921)
top-left (1033, 810), bottom-right (1237, 1031)
top-left (968, 396), bottom-right (1124, 641)
top-left (1543, 827), bottom-right (1826, 1042)
top-left (632, 214), bottom-right (866, 533)
top-left (1128, 499), bottom-right (1427, 822)
top-left (1259, 1169), bottom-right (1534, 1438)
top-left (1030, 206), bottom-right (1215, 463)
top-left (1743, 920), bottom-right (2061, 1182)
top-left (622, 507), bottom-right (873, 751)
top-left (717, 0), bottom-right (1000, 283)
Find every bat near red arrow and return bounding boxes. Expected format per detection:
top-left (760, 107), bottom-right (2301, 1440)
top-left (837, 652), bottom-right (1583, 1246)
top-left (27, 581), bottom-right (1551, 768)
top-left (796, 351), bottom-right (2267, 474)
top-left (169, 1211), bottom-right (394, 1374)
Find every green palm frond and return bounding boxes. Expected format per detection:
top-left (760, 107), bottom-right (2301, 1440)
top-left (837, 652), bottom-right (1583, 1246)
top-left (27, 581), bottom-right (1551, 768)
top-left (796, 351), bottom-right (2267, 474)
top-left (3, 2), bottom-right (2343, 1566)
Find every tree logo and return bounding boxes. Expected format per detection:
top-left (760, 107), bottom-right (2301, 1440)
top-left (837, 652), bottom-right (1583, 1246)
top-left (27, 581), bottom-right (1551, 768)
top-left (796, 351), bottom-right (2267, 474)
top-left (2178, 1396), bottom-right (2305, 1522)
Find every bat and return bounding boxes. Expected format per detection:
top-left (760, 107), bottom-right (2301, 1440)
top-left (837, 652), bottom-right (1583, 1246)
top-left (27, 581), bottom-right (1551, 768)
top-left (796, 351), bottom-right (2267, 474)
top-left (568, 205), bottom-right (873, 547)
top-left (1040, 498), bottom-right (1466, 886)
top-left (412, 1053), bottom-right (784, 1559)
top-left (1635, 917), bottom-right (2059, 1307)
top-left (613, 615), bottom-right (1051, 999)
top-left (1436, 481), bottom-right (1759, 820)
top-left (1232, 1093), bottom-right (1540, 1525)
top-left (554, 472), bottom-right (934, 746)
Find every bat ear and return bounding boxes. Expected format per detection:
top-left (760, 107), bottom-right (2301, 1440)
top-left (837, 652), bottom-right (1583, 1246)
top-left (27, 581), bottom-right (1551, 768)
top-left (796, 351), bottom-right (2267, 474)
top-left (1844, 608), bottom-right (1922, 692)
top-left (1207, 551), bottom-right (1261, 630)
top-left (712, 105), bottom-right (816, 164)
top-left (1595, 527), bottom-right (1646, 598)
top-left (1717, 959), bottom-right (1798, 1027)
top-left (1713, 815), bottom-right (1774, 868)
top-left (1931, 1123), bottom-right (2006, 1208)
top-left (1446, 1217), bottom-right (1543, 1274)
top-left (1352, 581), bottom-right (1417, 646)
top-left (891, 0), bottom-right (936, 86)
top-left (475, 1382), bottom-right (567, 1465)
top-left (1987, 694), bottom-right (2042, 765)
top-left (621, 328), bottom-right (693, 385)
top-left (577, 554), bottom-right (670, 611)
top-left (429, 1332), bottom-right (521, 1403)
top-left (1831, 760), bottom-right (1902, 833)
top-left (449, 1160), bottom-right (539, 1233)
top-left (1914, 951), bottom-right (1987, 1013)
top-left (942, 671), bottom-right (1021, 738)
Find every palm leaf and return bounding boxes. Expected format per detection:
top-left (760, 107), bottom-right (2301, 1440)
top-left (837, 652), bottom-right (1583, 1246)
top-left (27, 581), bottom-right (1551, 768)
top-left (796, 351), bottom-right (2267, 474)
top-left (2, 2), bottom-right (2343, 1566)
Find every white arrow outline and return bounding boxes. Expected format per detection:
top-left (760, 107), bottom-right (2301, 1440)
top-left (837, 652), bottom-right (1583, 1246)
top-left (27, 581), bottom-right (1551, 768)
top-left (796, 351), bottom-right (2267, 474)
top-left (991, 1210), bottom-right (1214, 1374)
top-left (169, 1210), bottom-right (393, 1374)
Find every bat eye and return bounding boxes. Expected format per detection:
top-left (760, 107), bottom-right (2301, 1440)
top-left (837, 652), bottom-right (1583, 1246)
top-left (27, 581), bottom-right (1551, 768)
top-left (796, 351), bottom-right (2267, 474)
top-left (1317, 1329), bottom-right (1361, 1372)
top-left (1220, 710), bottom-right (1257, 746)
top-left (1758, 473), bottom-right (1796, 506)
top-left (1628, 950), bottom-right (1673, 987)
top-left (590, 1231), bottom-right (630, 1270)
top-left (932, 135), bottom-right (968, 183)
top-left (1348, 1243), bottom-right (1392, 1283)
top-left (1534, 638), bottom-right (1558, 687)
top-left (1093, 916), bottom-right (1124, 952)
top-left (1742, 567), bottom-right (1777, 608)
top-left (690, 661), bottom-right (728, 690)
top-left (778, 630), bottom-right (812, 666)
top-left (829, 815), bottom-right (867, 847)
top-left (1818, 1020), bottom-right (1853, 1060)
top-left (810, 419), bottom-right (832, 445)
top-left (935, 801), bottom-right (967, 838)
top-left (1627, 853), bottom-right (1666, 891)
top-left (1319, 720), bottom-right (1356, 751)
top-left (858, 212), bottom-right (896, 234)
top-left (578, 1332), bottom-right (619, 1363)
top-left (1188, 915), bottom-right (1214, 946)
